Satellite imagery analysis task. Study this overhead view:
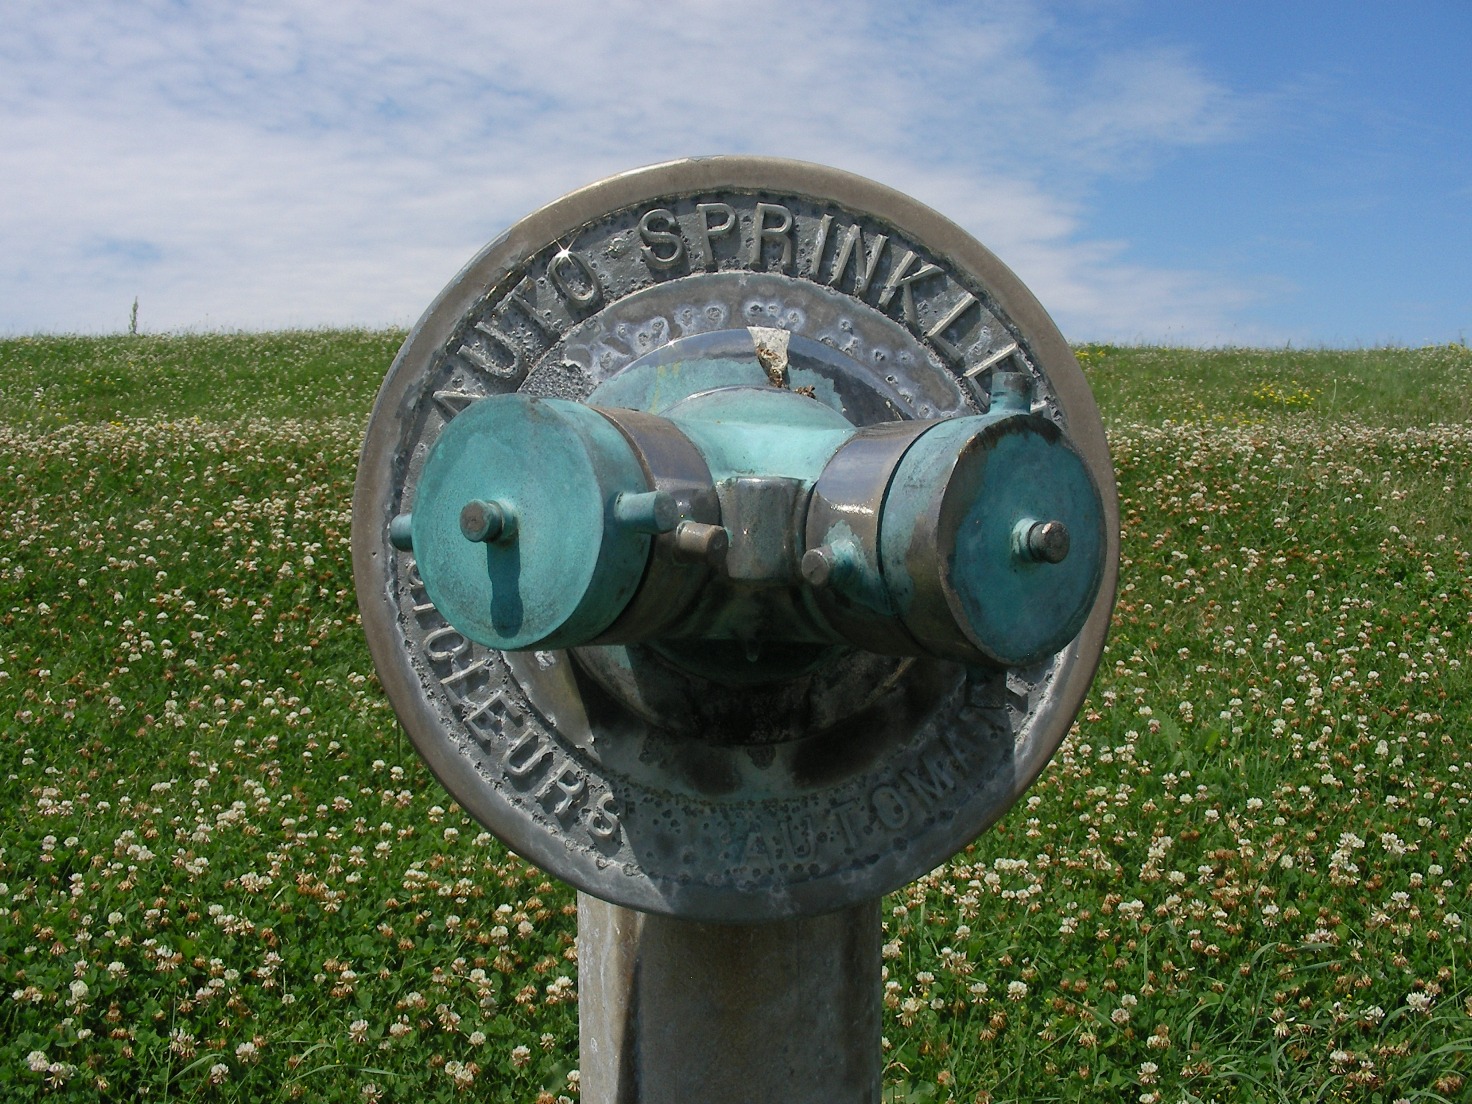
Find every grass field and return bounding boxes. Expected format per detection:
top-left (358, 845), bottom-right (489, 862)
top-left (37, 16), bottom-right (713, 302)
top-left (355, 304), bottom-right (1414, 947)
top-left (1, 333), bottom-right (1469, 1102)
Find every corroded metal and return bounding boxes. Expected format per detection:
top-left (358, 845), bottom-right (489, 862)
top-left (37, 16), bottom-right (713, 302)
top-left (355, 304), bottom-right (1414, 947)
top-left (352, 157), bottom-right (1119, 922)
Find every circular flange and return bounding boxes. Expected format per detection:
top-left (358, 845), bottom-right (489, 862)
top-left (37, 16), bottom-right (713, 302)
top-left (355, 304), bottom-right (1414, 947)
top-left (352, 157), bottom-right (1119, 922)
top-left (409, 395), bottom-right (653, 651)
top-left (879, 413), bottom-right (1106, 668)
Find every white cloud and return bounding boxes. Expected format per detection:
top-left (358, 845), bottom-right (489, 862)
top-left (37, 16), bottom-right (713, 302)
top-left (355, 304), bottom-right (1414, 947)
top-left (0, 0), bottom-right (1261, 340)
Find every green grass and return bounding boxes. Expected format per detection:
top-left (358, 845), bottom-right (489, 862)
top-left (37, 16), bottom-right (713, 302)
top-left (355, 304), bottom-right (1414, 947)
top-left (3, 330), bottom-right (404, 429)
top-left (1, 333), bottom-right (1469, 1102)
top-left (1077, 343), bottom-right (1472, 429)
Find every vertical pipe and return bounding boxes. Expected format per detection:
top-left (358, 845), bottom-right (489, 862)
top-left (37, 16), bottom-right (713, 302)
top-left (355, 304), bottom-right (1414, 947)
top-left (578, 892), bottom-right (882, 1104)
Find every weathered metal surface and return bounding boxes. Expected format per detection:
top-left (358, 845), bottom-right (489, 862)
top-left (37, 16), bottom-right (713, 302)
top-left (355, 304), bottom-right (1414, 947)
top-left (406, 395), bottom-right (653, 650)
top-left (577, 891), bottom-right (881, 1104)
top-left (352, 157), bottom-right (1119, 921)
top-left (397, 359), bottom-right (1102, 660)
top-left (876, 399), bottom-right (1105, 667)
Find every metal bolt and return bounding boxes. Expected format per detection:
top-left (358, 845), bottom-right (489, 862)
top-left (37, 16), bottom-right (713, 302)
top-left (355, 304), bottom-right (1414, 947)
top-left (1013, 518), bottom-right (1070, 564)
top-left (388, 512), bottom-right (414, 551)
top-left (614, 490), bottom-right (679, 534)
top-left (460, 499), bottom-right (516, 544)
top-left (671, 521), bottom-right (729, 566)
top-left (801, 541), bottom-right (859, 588)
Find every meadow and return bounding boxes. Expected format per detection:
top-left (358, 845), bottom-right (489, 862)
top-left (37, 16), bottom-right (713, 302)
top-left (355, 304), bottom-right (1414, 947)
top-left (1, 332), bottom-right (1469, 1102)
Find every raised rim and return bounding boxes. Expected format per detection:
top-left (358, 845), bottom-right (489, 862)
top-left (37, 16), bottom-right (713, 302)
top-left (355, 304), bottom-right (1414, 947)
top-left (352, 156), bottom-right (1120, 920)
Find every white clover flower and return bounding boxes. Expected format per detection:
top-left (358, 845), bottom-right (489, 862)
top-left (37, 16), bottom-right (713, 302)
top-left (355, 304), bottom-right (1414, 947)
top-left (1006, 981), bottom-right (1027, 1001)
top-left (443, 1060), bottom-right (477, 1089)
top-left (510, 1044), bottom-right (533, 1068)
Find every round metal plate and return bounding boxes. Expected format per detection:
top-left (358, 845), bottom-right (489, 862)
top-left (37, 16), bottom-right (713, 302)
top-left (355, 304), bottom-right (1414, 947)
top-left (352, 157), bottom-right (1119, 922)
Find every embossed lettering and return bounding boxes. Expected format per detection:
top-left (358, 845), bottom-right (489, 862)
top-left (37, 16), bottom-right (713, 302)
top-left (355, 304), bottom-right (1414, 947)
top-left (963, 342), bottom-right (1022, 383)
top-left (505, 726), bottom-right (553, 781)
top-left (750, 202), bottom-right (794, 271)
top-left (807, 213), bottom-right (834, 278)
top-left (503, 279), bottom-right (558, 335)
top-left (639, 208), bottom-right (685, 269)
top-left (423, 625), bottom-right (472, 664)
top-left (548, 248), bottom-right (603, 308)
top-left (925, 291), bottom-right (980, 363)
top-left (462, 684), bottom-right (521, 730)
top-left (784, 816), bottom-right (815, 860)
top-left (877, 249), bottom-right (943, 325)
top-left (535, 762), bottom-right (587, 819)
top-left (439, 657), bottom-right (491, 689)
top-left (828, 798), bottom-right (863, 849)
top-left (741, 827), bottom-right (772, 866)
top-left (586, 792), bottom-right (620, 842)
top-left (459, 320), bottom-right (523, 380)
top-left (871, 784), bottom-right (911, 830)
top-left (405, 562), bottom-right (434, 615)
top-left (432, 389), bottom-right (482, 420)
top-left (694, 202), bottom-right (737, 268)
top-left (826, 222), bottom-right (888, 297)
top-left (901, 745), bottom-right (960, 807)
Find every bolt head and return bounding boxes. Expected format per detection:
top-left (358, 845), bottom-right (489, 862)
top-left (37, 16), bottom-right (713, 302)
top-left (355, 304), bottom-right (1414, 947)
top-left (1027, 520), bottom-right (1070, 564)
top-left (460, 500), bottom-right (507, 543)
top-left (801, 546), bottom-right (836, 587)
top-left (672, 521), bottom-right (729, 566)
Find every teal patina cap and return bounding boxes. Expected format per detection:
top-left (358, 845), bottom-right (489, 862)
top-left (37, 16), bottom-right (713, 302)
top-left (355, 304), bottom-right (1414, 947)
top-left (405, 395), bottom-right (660, 651)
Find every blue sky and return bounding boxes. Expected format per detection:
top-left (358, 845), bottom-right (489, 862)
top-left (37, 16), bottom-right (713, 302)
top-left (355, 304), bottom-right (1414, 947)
top-left (2, 1), bottom-right (1467, 346)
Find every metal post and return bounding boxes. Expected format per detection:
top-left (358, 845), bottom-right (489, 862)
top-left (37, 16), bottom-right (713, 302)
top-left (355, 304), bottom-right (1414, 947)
top-left (577, 892), bottom-right (882, 1104)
